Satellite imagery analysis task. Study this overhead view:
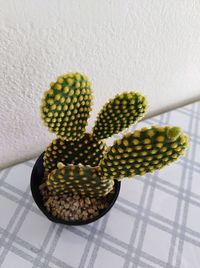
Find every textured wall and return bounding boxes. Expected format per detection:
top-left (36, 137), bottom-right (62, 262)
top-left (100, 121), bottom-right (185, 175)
top-left (0, 0), bottom-right (200, 169)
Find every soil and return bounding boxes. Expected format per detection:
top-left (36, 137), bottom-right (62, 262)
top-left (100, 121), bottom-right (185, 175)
top-left (39, 176), bottom-right (115, 222)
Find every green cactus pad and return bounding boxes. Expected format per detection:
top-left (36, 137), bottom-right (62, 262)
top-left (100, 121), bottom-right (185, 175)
top-left (46, 163), bottom-right (114, 197)
top-left (92, 92), bottom-right (148, 140)
top-left (44, 133), bottom-right (106, 173)
top-left (99, 126), bottom-right (189, 180)
top-left (40, 72), bottom-right (93, 140)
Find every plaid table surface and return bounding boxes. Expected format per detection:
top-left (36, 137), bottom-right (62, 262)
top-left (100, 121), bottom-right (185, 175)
top-left (0, 101), bottom-right (200, 268)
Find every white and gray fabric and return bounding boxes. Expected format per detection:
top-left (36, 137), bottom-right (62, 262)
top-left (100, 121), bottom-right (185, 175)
top-left (0, 101), bottom-right (200, 268)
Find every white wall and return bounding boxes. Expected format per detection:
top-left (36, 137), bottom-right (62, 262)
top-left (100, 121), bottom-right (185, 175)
top-left (0, 0), bottom-right (200, 169)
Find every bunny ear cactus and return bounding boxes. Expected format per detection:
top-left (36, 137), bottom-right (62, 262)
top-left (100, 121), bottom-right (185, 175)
top-left (40, 71), bottom-right (189, 200)
top-left (44, 133), bottom-right (106, 173)
top-left (99, 126), bottom-right (188, 180)
top-left (40, 72), bottom-right (92, 140)
top-left (47, 163), bottom-right (114, 197)
top-left (45, 125), bottom-right (188, 198)
top-left (92, 92), bottom-right (148, 140)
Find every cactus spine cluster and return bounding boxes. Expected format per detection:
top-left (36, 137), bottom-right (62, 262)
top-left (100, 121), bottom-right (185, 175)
top-left (41, 72), bottom-right (189, 198)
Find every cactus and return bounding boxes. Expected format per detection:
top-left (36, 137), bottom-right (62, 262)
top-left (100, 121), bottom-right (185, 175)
top-left (47, 163), bottom-right (114, 197)
top-left (99, 126), bottom-right (188, 181)
top-left (92, 92), bottom-right (148, 140)
top-left (40, 72), bottom-right (93, 140)
top-left (40, 72), bottom-right (189, 199)
top-left (44, 133), bottom-right (106, 173)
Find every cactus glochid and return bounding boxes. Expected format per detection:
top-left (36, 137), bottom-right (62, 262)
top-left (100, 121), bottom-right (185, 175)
top-left (40, 72), bottom-right (189, 198)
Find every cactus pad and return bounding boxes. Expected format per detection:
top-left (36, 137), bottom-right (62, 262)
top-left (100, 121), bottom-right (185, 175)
top-left (99, 126), bottom-right (189, 180)
top-left (44, 133), bottom-right (106, 173)
top-left (92, 92), bottom-right (148, 140)
top-left (40, 72), bottom-right (93, 140)
top-left (40, 71), bottom-right (189, 201)
top-left (47, 163), bottom-right (114, 197)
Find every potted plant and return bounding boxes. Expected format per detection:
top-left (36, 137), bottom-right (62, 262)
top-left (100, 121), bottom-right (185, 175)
top-left (31, 72), bottom-right (189, 225)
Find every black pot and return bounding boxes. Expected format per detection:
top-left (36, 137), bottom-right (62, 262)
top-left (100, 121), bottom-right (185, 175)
top-left (30, 153), bottom-right (121, 225)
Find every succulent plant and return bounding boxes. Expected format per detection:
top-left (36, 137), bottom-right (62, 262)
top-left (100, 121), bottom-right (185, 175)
top-left (47, 163), bottom-right (114, 197)
top-left (40, 72), bottom-right (92, 140)
top-left (99, 126), bottom-right (188, 180)
top-left (92, 92), bottom-right (147, 140)
top-left (44, 133), bottom-right (106, 173)
top-left (41, 72), bottom-right (189, 198)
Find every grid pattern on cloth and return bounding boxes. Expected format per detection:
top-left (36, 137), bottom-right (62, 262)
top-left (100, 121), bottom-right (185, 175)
top-left (0, 101), bottom-right (200, 268)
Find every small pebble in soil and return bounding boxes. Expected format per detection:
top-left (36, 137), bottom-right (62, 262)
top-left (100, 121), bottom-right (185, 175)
top-left (39, 182), bottom-right (115, 222)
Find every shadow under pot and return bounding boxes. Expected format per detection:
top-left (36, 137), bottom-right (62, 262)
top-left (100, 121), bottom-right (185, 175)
top-left (30, 153), bottom-right (121, 225)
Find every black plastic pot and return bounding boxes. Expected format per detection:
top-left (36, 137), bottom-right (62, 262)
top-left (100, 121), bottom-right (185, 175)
top-left (30, 153), bottom-right (121, 225)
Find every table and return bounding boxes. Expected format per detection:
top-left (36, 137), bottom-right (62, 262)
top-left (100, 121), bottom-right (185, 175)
top-left (0, 101), bottom-right (200, 268)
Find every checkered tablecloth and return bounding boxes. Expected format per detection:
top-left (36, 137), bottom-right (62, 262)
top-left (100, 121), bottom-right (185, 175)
top-left (0, 101), bottom-right (200, 268)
